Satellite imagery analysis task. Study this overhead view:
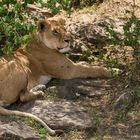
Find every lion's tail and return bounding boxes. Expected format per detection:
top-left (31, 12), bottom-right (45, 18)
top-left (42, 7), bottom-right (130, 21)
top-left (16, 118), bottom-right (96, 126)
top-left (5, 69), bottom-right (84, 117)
top-left (0, 106), bottom-right (63, 136)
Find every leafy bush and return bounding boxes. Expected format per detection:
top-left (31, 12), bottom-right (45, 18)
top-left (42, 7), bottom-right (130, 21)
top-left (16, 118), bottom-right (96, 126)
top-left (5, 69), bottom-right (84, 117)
top-left (133, 85), bottom-right (140, 97)
top-left (105, 13), bottom-right (140, 59)
top-left (0, 0), bottom-right (104, 56)
top-left (106, 14), bottom-right (140, 47)
top-left (0, 0), bottom-right (72, 56)
top-left (105, 13), bottom-right (140, 82)
top-left (0, 0), bottom-right (36, 55)
top-left (46, 0), bottom-right (72, 14)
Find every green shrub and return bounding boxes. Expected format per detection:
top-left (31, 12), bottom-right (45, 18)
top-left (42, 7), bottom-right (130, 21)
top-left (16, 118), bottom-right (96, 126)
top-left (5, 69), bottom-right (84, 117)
top-left (0, 0), bottom-right (36, 55)
top-left (105, 13), bottom-right (140, 82)
top-left (0, 0), bottom-right (72, 56)
top-left (106, 14), bottom-right (140, 47)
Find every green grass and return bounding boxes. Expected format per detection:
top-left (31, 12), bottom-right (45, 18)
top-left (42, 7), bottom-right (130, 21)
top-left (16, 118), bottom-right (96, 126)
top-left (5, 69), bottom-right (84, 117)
top-left (24, 117), bottom-right (47, 139)
top-left (133, 85), bottom-right (140, 97)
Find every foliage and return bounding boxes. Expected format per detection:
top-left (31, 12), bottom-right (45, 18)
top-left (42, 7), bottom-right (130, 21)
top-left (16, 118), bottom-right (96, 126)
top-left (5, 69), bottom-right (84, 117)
top-left (24, 117), bottom-right (46, 138)
top-left (133, 85), bottom-right (140, 97)
top-left (0, 0), bottom-right (72, 56)
top-left (79, 48), bottom-right (93, 62)
top-left (42, 0), bottom-right (72, 15)
top-left (106, 14), bottom-right (140, 45)
top-left (0, 0), bottom-right (36, 55)
top-left (106, 14), bottom-right (140, 47)
top-left (105, 13), bottom-right (140, 82)
top-left (41, 0), bottom-right (103, 14)
top-left (0, 0), bottom-right (104, 56)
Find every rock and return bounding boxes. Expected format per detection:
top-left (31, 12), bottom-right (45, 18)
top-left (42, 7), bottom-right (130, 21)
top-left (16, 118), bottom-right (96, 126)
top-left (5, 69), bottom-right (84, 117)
top-left (46, 79), bottom-right (111, 99)
top-left (20, 100), bottom-right (94, 130)
top-left (65, 12), bottom-right (135, 69)
top-left (66, 13), bottom-right (111, 47)
top-left (75, 85), bottom-right (108, 98)
top-left (114, 91), bottom-right (134, 110)
top-left (0, 121), bottom-right (40, 140)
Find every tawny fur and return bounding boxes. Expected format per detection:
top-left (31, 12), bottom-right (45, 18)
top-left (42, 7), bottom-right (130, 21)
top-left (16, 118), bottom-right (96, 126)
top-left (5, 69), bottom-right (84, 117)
top-left (0, 17), bottom-right (111, 135)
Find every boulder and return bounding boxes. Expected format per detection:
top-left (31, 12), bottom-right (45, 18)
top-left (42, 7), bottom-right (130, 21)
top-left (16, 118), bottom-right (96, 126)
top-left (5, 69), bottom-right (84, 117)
top-left (20, 100), bottom-right (93, 130)
top-left (0, 121), bottom-right (40, 140)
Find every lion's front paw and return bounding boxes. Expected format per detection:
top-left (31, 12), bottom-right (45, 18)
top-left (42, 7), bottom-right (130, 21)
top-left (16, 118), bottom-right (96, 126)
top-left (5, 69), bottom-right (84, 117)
top-left (30, 84), bottom-right (46, 92)
top-left (34, 91), bottom-right (45, 98)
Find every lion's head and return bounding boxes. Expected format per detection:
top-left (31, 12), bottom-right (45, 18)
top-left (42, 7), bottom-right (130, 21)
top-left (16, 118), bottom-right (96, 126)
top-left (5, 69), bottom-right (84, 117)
top-left (38, 17), bottom-right (71, 53)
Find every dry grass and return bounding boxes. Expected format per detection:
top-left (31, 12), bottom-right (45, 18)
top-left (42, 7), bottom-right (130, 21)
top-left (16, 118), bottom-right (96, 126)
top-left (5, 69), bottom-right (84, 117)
top-left (98, 0), bottom-right (140, 17)
top-left (78, 0), bottom-right (140, 18)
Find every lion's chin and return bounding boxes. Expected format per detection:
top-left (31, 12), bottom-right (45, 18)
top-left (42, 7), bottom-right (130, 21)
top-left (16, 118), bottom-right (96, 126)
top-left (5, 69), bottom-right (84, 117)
top-left (59, 47), bottom-right (71, 53)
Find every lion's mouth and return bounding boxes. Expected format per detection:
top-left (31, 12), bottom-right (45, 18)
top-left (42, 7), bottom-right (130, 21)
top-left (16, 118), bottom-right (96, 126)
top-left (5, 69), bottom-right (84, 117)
top-left (59, 47), bottom-right (71, 53)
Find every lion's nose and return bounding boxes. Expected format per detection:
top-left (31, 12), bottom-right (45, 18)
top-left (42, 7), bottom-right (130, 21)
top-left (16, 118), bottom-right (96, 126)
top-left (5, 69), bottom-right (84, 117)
top-left (58, 47), bottom-right (62, 50)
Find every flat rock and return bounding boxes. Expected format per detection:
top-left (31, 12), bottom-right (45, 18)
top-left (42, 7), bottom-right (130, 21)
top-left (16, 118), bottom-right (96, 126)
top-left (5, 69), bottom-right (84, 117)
top-left (0, 121), bottom-right (40, 140)
top-left (47, 78), bottom-right (112, 99)
top-left (20, 100), bottom-right (93, 130)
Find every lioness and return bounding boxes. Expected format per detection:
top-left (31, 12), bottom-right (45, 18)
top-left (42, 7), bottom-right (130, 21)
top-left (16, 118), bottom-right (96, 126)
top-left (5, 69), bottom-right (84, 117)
top-left (0, 17), bottom-right (111, 135)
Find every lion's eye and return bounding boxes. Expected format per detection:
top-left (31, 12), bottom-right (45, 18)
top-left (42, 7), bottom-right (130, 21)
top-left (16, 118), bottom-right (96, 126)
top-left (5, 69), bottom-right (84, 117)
top-left (53, 30), bottom-right (60, 36)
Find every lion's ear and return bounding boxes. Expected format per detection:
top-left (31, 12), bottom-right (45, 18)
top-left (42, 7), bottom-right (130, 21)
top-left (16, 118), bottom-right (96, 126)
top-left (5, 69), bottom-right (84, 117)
top-left (49, 17), bottom-right (66, 26)
top-left (44, 12), bottom-right (53, 18)
top-left (38, 20), bottom-right (50, 31)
